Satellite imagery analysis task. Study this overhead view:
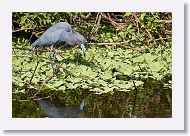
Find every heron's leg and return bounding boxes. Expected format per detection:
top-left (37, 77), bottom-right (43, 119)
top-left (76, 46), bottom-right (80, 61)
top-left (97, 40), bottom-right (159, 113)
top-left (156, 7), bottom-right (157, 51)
top-left (49, 45), bottom-right (56, 74)
top-left (53, 49), bottom-right (58, 62)
top-left (49, 45), bottom-right (54, 60)
top-left (53, 48), bottom-right (60, 72)
top-left (50, 62), bottom-right (56, 75)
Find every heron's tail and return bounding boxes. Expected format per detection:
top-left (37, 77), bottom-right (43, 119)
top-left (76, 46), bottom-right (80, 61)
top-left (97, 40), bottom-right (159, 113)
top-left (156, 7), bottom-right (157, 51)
top-left (31, 41), bottom-right (38, 54)
top-left (31, 41), bottom-right (38, 49)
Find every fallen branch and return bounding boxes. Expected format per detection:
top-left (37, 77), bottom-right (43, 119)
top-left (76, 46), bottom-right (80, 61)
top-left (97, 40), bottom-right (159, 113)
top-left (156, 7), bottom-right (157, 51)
top-left (12, 47), bottom-right (32, 50)
top-left (29, 59), bottom-right (39, 83)
top-left (90, 13), bottom-right (102, 36)
top-left (12, 96), bottom-right (52, 102)
top-left (44, 75), bottom-right (54, 84)
top-left (88, 41), bottom-right (130, 46)
top-left (12, 28), bottom-right (35, 33)
top-left (100, 13), bottom-right (119, 28)
top-left (147, 37), bottom-right (172, 43)
top-left (13, 55), bottom-right (33, 58)
top-left (133, 13), bottom-right (153, 40)
top-left (158, 20), bottom-right (172, 23)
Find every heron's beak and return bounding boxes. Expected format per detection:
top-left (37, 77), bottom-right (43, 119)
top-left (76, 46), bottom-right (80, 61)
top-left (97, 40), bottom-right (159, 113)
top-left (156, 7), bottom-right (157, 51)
top-left (80, 44), bottom-right (86, 57)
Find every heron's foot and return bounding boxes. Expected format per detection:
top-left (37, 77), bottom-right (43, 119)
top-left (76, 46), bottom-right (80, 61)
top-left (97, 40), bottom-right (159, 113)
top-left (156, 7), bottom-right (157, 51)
top-left (53, 53), bottom-right (58, 62)
top-left (48, 55), bottom-right (52, 61)
top-left (55, 68), bottom-right (60, 74)
top-left (53, 67), bottom-right (60, 76)
top-left (53, 57), bottom-right (58, 62)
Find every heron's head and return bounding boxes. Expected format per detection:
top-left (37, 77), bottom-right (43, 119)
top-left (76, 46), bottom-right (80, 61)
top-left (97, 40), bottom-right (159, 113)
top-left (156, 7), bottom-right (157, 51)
top-left (72, 31), bottom-right (87, 57)
top-left (77, 34), bottom-right (87, 58)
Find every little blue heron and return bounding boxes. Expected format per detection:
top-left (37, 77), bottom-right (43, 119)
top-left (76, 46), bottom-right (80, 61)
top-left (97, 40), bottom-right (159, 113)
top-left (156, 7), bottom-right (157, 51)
top-left (31, 22), bottom-right (87, 73)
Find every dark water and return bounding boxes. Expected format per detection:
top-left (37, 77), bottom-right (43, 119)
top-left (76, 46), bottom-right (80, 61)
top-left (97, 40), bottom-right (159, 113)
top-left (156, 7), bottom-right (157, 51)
top-left (12, 89), bottom-right (172, 118)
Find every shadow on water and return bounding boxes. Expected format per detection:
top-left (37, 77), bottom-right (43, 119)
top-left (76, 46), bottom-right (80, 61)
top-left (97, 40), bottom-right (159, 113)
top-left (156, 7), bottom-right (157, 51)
top-left (12, 99), bottom-right (84, 118)
top-left (37, 99), bottom-right (84, 118)
top-left (12, 83), bottom-right (172, 118)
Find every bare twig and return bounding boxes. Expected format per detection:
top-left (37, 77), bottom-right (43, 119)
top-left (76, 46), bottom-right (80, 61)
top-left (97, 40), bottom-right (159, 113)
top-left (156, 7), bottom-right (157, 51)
top-left (80, 13), bottom-right (91, 19)
top-left (32, 95), bottom-right (52, 101)
top-left (158, 20), bottom-right (172, 23)
top-left (90, 13), bottom-right (102, 35)
top-left (12, 47), bottom-right (32, 50)
top-left (13, 55), bottom-right (32, 58)
top-left (147, 37), bottom-right (172, 43)
top-left (29, 59), bottom-right (39, 83)
top-left (54, 64), bottom-right (74, 77)
top-left (131, 81), bottom-right (138, 117)
top-left (134, 15), bottom-right (140, 36)
top-left (30, 89), bottom-right (41, 99)
top-left (88, 41), bottom-right (130, 46)
top-left (13, 95), bottom-right (52, 102)
top-left (29, 32), bottom-right (34, 41)
top-left (133, 13), bottom-right (153, 40)
top-left (44, 75), bottom-right (54, 84)
top-left (158, 34), bottom-right (166, 45)
top-left (12, 28), bottom-right (35, 33)
top-left (100, 13), bottom-right (119, 28)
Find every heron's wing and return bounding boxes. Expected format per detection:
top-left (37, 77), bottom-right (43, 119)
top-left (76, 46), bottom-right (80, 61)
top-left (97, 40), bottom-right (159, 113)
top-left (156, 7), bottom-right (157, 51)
top-left (60, 30), bottom-right (87, 46)
top-left (32, 29), bottom-right (68, 47)
top-left (59, 31), bottom-right (77, 45)
top-left (46, 29), bottom-right (67, 44)
top-left (45, 22), bottom-right (72, 34)
top-left (53, 22), bottom-right (72, 32)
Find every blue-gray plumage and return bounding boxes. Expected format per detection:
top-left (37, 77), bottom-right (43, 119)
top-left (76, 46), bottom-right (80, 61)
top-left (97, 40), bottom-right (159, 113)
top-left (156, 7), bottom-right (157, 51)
top-left (31, 22), bottom-right (87, 73)
top-left (31, 22), bottom-right (87, 58)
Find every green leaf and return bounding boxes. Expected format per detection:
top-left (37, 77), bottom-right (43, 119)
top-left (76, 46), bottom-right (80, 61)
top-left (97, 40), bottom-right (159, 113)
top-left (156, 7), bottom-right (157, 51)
top-left (81, 83), bottom-right (89, 89)
top-left (102, 86), bottom-right (113, 93)
top-left (119, 66), bottom-right (133, 75)
top-left (18, 82), bottom-right (24, 87)
top-left (124, 12), bottom-right (132, 16)
top-left (89, 88), bottom-right (102, 93)
top-left (100, 71), bottom-right (112, 80)
top-left (46, 70), bottom-right (53, 77)
top-left (127, 24), bottom-right (133, 30)
top-left (32, 77), bottom-right (39, 84)
top-left (140, 13), bottom-right (146, 20)
top-left (133, 81), bottom-right (144, 86)
top-left (132, 56), bottom-right (144, 63)
top-left (118, 32), bottom-right (126, 39)
top-left (15, 89), bottom-right (26, 94)
top-left (154, 62), bottom-right (164, 72)
top-left (59, 86), bottom-right (66, 91)
top-left (98, 80), bottom-right (108, 87)
top-left (144, 53), bottom-right (157, 62)
top-left (54, 80), bottom-right (64, 87)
